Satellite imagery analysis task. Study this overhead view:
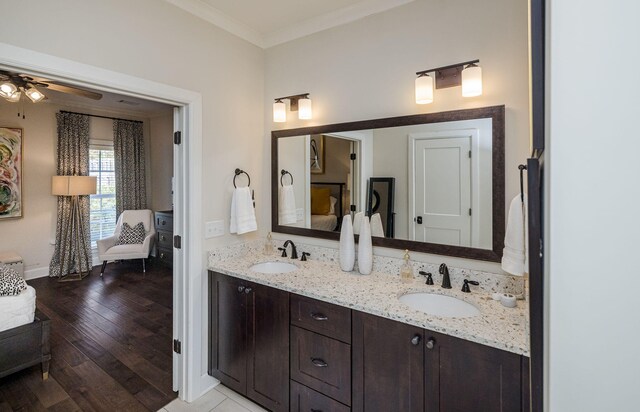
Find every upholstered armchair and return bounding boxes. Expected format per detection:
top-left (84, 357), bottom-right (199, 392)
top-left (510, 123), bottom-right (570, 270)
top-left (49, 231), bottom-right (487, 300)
top-left (97, 209), bottom-right (155, 276)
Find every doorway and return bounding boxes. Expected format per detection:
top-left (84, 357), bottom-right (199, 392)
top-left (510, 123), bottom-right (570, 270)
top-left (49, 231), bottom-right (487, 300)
top-left (0, 43), bottom-right (205, 402)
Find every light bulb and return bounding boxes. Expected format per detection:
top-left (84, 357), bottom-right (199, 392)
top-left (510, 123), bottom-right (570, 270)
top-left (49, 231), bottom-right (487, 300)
top-left (273, 100), bottom-right (286, 123)
top-left (0, 82), bottom-right (17, 98)
top-left (415, 74), bottom-right (434, 104)
top-left (462, 64), bottom-right (482, 97)
top-left (25, 86), bottom-right (45, 102)
top-left (298, 97), bottom-right (312, 120)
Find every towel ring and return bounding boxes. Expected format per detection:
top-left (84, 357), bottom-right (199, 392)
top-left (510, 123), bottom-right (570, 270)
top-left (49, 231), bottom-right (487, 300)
top-left (518, 164), bottom-right (527, 203)
top-left (280, 169), bottom-right (293, 186)
top-left (234, 168), bottom-right (251, 188)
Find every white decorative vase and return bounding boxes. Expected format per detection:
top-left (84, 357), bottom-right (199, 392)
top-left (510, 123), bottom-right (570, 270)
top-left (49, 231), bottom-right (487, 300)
top-left (357, 216), bottom-right (373, 275)
top-left (339, 215), bottom-right (355, 271)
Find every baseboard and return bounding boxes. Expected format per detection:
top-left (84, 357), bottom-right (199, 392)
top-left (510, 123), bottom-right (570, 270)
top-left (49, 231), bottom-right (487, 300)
top-left (24, 267), bottom-right (50, 280)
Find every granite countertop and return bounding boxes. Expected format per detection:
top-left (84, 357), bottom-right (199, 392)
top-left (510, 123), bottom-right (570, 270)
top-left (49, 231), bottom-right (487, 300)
top-left (209, 253), bottom-right (529, 356)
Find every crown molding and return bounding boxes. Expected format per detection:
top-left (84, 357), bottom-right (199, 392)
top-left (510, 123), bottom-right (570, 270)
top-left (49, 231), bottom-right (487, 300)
top-left (264, 0), bottom-right (415, 48)
top-left (163, 0), bottom-right (415, 49)
top-left (163, 0), bottom-right (265, 48)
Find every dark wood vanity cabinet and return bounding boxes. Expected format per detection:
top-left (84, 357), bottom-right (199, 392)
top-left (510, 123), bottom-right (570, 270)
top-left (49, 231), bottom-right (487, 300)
top-left (208, 271), bottom-right (290, 412)
top-left (353, 311), bottom-right (526, 412)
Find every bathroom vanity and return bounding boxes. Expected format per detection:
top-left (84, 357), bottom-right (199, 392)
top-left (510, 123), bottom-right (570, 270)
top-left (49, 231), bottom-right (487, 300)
top-left (208, 251), bottom-right (529, 412)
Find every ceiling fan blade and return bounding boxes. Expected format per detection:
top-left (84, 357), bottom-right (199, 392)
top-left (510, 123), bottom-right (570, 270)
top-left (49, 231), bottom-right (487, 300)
top-left (42, 82), bottom-right (103, 100)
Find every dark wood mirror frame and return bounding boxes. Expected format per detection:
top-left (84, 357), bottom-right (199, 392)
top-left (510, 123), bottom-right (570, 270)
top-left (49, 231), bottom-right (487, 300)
top-left (271, 105), bottom-right (505, 262)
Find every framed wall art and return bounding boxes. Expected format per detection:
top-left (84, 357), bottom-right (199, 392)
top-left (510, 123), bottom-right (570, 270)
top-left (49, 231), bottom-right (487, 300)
top-left (0, 127), bottom-right (23, 219)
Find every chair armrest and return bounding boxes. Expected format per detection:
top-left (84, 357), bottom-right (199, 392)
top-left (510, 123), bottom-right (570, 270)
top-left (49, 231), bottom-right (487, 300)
top-left (142, 232), bottom-right (155, 255)
top-left (97, 235), bottom-right (117, 258)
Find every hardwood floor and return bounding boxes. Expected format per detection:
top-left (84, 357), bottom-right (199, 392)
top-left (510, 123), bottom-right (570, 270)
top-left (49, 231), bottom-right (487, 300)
top-left (0, 260), bottom-right (177, 411)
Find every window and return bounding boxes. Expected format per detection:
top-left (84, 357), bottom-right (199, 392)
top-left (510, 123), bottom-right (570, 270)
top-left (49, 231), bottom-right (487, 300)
top-left (89, 144), bottom-right (116, 248)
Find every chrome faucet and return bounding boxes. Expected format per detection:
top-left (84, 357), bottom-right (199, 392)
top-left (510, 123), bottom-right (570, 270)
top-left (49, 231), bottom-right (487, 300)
top-left (439, 263), bottom-right (452, 289)
top-left (283, 240), bottom-right (298, 259)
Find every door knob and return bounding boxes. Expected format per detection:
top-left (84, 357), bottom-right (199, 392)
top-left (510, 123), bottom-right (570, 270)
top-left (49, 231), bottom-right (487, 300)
top-left (415, 216), bottom-right (423, 224)
top-left (426, 338), bottom-right (435, 350)
top-left (411, 334), bottom-right (421, 345)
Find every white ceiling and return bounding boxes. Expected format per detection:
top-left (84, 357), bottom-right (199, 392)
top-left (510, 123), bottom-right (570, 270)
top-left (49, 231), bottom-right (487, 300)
top-left (164, 0), bottom-right (415, 48)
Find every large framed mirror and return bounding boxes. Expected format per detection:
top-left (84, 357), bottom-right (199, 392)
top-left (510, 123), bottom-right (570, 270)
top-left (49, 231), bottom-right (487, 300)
top-left (271, 105), bottom-right (505, 262)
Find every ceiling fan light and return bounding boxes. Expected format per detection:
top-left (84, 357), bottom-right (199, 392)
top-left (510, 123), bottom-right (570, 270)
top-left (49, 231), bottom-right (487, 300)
top-left (25, 85), bottom-right (45, 102)
top-left (0, 82), bottom-right (17, 98)
top-left (5, 91), bottom-right (21, 103)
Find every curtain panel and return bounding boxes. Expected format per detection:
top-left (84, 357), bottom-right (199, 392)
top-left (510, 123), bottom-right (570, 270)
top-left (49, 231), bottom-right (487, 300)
top-left (113, 119), bottom-right (147, 217)
top-left (49, 112), bottom-right (91, 277)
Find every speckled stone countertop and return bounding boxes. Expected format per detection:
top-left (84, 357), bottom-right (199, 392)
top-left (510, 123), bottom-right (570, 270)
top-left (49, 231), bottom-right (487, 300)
top-left (209, 249), bottom-right (529, 356)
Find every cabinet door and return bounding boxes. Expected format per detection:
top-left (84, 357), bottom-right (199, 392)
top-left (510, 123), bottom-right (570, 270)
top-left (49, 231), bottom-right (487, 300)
top-left (209, 272), bottom-right (247, 394)
top-left (425, 330), bottom-right (523, 412)
top-left (352, 312), bottom-right (424, 412)
top-left (246, 281), bottom-right (290, 412)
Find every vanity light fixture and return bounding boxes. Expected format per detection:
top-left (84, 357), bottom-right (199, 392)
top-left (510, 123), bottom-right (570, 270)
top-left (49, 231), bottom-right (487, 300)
top-left (272, 93), bottom-right (312, 122)
top-left (415, 59), bottom-right (482, 103)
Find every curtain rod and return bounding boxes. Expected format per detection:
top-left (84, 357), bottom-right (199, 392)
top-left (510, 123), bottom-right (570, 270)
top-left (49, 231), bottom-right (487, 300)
top-left (59, 110), bottom-right (143, 124)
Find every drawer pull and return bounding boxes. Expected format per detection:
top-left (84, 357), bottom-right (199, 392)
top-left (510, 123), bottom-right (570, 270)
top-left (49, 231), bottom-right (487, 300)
top-left (244, 287), bottom-right (252, 294)
top-left (238, 286), bottom-right (245, 293)
top-left (311, 358), bottom-right (328, 368)
top-left (310, 312), bottom-right (328, 321)
top-left (411, 334), bottom-right (421, 346)
top-left (426, 338), bottom-right (435, 350)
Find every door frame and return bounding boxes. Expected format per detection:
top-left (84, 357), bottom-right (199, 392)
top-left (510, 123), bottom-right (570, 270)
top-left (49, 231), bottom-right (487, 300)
top-left (0, 42), bottom-right (210, 402)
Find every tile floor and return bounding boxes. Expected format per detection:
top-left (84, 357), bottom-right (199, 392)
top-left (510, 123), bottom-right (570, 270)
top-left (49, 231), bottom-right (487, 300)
top-left (159, 384), bottom-right (268, 412)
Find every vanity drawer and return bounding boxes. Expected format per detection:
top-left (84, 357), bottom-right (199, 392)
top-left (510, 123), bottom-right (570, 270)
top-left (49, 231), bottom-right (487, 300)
top-left (291, 326), bottom-right (351, 405)
top-left (291, 381), bottom-right (350, 412)
top-left (157, 230), bottom-right (173, 249)
top-left (291, 294), bottom-right (351, 343)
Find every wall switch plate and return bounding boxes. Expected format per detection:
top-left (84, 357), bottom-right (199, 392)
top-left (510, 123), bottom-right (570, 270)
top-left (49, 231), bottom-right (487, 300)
top-left (205, 220), bottom-right (224, 238)
top-left (296, 208), bottom-right (304, 222)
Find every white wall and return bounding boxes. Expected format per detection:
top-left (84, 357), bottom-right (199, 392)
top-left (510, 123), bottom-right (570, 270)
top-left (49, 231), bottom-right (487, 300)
top-left (0, 0), bottom-right (265, 398)
top-left (265, 0), bottom-right (529, 271)
top-left (547, 0), bottom-right (640, 410)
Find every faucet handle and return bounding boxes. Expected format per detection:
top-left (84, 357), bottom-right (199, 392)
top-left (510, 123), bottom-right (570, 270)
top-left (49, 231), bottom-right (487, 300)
top-left (461, 279), bottom-right (479, 293)
top-left (278, 247), bottom-right (287, 258)
top-left (419, 271), bottom-right (434, 285)
top-left (301, 252), bottom-right (310, 261)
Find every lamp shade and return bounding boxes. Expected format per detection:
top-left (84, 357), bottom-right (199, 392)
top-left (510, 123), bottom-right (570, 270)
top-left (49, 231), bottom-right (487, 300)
top-left (273, 100), bottom-right (286, 122)
top-left (298, 97), bottom-right (312, 120)
top-left (415, 74), bottom-right (434, 104)
top-left (52, 176), bottom-right (97, 196)
top-left (462, 64), bottom-right (482, 97)
top-left (25, 86), bottom-right (45, 102)
top-left (0, 82), bottom-right (17, 98)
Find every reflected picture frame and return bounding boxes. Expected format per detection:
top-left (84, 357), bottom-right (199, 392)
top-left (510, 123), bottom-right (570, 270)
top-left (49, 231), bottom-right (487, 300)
top-left (310, 135), bottom-right (324, 174)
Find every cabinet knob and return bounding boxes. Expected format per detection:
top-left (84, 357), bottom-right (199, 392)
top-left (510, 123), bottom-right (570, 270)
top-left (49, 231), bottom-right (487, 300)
top-left (160, 253), bottom-right (165, 259)
top-left (311, 358), bottom-right (328, 368)
top-left (238, 286), bottom-right (245, 293)
top-left (411, 334), bottom-right (421, 346)
top-left (426, 338), bottom-right (435, 350)
top-left (310, 312), bottom-right (328, 321)
top-left (160, 235), bottom-right (165, 241)
top-left (244, 287), bottom-right (252, 294)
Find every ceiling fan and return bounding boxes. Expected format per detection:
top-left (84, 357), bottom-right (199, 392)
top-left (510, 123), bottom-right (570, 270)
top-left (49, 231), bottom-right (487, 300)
top-left (0, 70), bottom-right (103, 103)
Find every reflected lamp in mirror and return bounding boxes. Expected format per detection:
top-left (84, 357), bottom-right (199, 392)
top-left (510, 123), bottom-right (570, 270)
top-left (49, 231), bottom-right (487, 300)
top-left (415, 59), bottom-right (482, 103)
top-left (273, 93), bottom-right (312, 122)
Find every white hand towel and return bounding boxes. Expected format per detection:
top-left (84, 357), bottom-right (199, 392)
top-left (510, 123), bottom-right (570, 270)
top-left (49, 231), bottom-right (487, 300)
top-left (353, 211), bottom-right (364, 235)
top-left (370, 213), bottom-right (385, 238)
top-left (278, 184), bottom-right (297, 225)
top-left (501, 194), bottom-right (528, 276)
top-left (230, 187), bottom-right (257, 235)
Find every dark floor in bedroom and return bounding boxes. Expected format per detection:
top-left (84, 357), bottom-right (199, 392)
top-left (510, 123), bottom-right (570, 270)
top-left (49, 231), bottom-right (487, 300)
top-left (0, 260), bottom-right (176, 412)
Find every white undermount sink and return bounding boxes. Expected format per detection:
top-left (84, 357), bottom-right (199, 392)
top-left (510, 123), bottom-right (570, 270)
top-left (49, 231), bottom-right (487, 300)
top-left (398, 292), bottom-right (481, 318)
top-left (249, 261), bottom-right (298, 274)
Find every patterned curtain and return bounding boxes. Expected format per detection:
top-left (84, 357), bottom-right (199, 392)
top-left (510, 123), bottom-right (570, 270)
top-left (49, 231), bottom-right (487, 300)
top-left (113, 119), bottom-right (147, 218)
top-left (49, 112), bottom-right (91, 277)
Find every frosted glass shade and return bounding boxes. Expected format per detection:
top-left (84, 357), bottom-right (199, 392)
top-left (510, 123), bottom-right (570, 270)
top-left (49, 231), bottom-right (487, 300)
top-left (25, 86), bottom-right (45, 102)
top-left (298, 97), bottom-right (312, 120)
top-left (273, 101), bottom-right (286, 123)
top-left (52, 176), bottom-right (97, 196)
top-left (5, 91), bottom-right (20, 102)
top-left (0, 82), bottom-right (17, 98)
top-left (462, 65), bottom-right (482, 97)
top-left (415, 75), bottom-right (434, 104)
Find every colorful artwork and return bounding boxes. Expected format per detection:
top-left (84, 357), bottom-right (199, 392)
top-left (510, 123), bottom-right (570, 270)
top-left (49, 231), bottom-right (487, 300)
top-left (0, 127), bottom-right (22, 219)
